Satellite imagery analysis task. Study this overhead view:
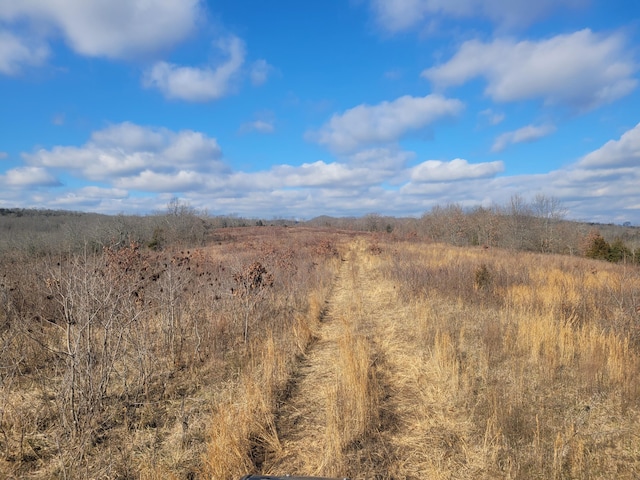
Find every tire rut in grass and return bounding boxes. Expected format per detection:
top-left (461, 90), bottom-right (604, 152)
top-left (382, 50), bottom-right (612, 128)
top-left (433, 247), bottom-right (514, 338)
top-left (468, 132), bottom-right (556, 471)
top-left (262, 251), bottom-right (350, 476)
top-left (261, 242), bottom-right (402, 478)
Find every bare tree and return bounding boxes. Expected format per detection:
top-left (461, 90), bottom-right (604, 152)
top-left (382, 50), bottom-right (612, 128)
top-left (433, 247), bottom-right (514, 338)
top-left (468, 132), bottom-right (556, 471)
top-left (504, 194), bottom-right (533, 250)
top-left (531, 194), bottom-right (566, 253)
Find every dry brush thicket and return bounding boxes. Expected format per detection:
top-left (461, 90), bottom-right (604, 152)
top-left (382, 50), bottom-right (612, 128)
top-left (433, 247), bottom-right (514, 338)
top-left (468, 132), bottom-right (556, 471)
top-left (1, 223), bottom-right (640, 479)
top-left (0, 226), bottom-right (344, 478)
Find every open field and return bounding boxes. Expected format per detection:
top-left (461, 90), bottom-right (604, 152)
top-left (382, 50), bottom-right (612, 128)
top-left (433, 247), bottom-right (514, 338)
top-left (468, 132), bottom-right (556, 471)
top-left (1, 226), bottom-right (640, 478)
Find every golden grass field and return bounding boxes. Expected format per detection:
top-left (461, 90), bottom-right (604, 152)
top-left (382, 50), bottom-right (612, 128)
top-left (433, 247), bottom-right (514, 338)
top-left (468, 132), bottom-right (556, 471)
top-left (1, 227), bottom-right (639, 478)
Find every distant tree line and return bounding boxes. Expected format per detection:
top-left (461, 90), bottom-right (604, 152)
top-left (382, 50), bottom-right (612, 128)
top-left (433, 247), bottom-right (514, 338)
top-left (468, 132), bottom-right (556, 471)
top-left (1, 195), bottom-right (639, 262)
top-left (307, 194), bottom-right (640, 261)
top-left (0, 200), bottom-right (284, 256)
top-left (413, 195), bottom-right (640, 262)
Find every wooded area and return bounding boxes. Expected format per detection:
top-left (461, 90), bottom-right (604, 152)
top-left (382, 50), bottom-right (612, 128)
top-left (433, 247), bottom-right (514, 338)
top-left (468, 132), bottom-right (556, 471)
top-left (1, 195), bottom-right (639, 259)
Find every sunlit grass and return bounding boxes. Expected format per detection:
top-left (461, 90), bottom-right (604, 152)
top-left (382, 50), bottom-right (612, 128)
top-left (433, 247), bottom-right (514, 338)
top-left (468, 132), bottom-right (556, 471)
top-left (3, 230), bottom-right (639, 479)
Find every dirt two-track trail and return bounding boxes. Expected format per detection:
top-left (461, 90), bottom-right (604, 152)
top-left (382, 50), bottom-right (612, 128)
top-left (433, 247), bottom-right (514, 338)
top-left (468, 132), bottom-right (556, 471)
top-left (260, 240), bottom-right (460, 479)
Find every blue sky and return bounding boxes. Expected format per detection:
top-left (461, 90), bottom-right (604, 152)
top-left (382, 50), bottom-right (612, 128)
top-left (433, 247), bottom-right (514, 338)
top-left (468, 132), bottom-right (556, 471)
top-left (1, 1), bottom-right (640, 223)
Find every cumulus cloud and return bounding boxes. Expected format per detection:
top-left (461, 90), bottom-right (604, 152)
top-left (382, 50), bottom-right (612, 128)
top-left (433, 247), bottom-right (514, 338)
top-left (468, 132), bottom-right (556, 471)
top-left (77, 186), bottom-right (128, 199)
top-left (492, 124), bottom-right (556, 152)
top-left (477, 125), bottom-right (640, 222)
top-left (240, 148), bottom-right (412, 192)
top-left (144, 35), bottom-right (246, 102)
top-left (47, 188), bottom-right (129, 209)
top-left (369, 0), bottom-right (585, 32)
top-left (423, 29), bottom-right (636, 111)
top-left (0, 0), bottom-right (200, 59)
top-left (577, 122), bottom-right (640, 169)
top-left (349, 147), bottom-right (415, 172)
top-left (116, 170), bottom-right (207, 192)
top-left (19, 121), bottom-right (412, 198)
top-left (216, 158), bottom-right (404, 193)
top-left (0, 30), bottom-right (49, 75)
top-left (91, 122), bottom-right (166, 151)
top-left (271, 161), bottom-right (378, 188)
top-left (306, 94), bottom-right (464, 153)
top-left (8, 122), bottom-right (640, 223)
top-left (410, 158), bottom-right (504, 182)
top-left (515, 166), bottom-right (640, 224)
top-left (2, 166), bottom-right (59, 187)
top-left (23, 122), bottom-right (226, 185)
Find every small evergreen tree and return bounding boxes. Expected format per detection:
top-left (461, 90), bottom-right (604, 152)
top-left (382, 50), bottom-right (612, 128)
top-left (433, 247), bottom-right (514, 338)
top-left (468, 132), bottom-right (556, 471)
top-left (583, 230), bottom-right (610, 260)
top-left (609, 238), bottom-right (633, 263)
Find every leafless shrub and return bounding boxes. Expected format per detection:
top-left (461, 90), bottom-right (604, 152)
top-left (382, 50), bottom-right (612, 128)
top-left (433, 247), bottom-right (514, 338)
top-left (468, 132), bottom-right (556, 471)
top-left (368, 242), bottom-right (383, 255)
top-left (314, 239), bottom-right (339, 257)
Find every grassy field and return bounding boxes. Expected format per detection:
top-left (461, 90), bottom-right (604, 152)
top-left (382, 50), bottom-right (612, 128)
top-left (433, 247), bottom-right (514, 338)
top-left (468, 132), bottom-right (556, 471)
top-left (1, 227), bottom-right (639, 478)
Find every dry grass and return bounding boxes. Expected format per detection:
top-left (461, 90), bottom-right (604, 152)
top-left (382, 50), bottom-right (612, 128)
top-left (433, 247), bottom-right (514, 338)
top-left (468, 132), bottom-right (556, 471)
top-left (2, 230), bottom-right (639, 479)
top-left (260, 238), bottom-right (640, 478)
top-left (201, 238), bottom-right (343, 480)
top-left (0, 227), bottom-right (345, 479)
top-left (379, 241), bottom-right (640, 479)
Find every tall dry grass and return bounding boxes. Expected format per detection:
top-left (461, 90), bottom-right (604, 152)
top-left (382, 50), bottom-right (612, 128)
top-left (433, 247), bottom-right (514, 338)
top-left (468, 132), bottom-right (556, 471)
top-left (7, 228), bottom-right (637, 478)
top-left (323, 310), bottom-right (379, 475)
top-left (199, 237), bottom-right (640, 478)
top-left (381, 240), bottom-right (640, 478)
top-left (201, 239), bottom-right (343, 480)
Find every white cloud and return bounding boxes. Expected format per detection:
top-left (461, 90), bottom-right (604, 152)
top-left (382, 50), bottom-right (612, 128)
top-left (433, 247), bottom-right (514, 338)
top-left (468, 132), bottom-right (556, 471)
top-left (213, 159), bottom-right (403, 193)
top-left (2, 166), bottom-right (59, 187)
top-left (507, 167), bottom-right (640, 224)
top-left (577, 122), bottom-right (640, 169)
top-left (0, 30), bottom-right (49, 75)
top-left (91, 122), bottom-right (167, 151)
top-left (45, 186), bottom-right (128, 209)
top-left (77, 186), bottom-right (128, 199)
top-left (226, 148), bottom-right (414, 191)
top-left (306, 94), bottom-right (464, 153)
top-left (23, 122), bottom-right (225, 182)
top-left (116, 170), bottom-right (207, 192)
top-left (410, 158), bottom-right (504, 182)
top-left (162, 130), bottom-right (223, 164)
top-left (492, 124), bottom-right (555, 152)
top-left (48, 188), bottom-right (129, 209)
top-left (370, 0), bottom-right (585, 32)
top-left (0, 0), bottom-right (200, 59)
top-left (349, 147), bottom-right (415, 172)
top-left (272, 161), bottom-right (377, 188)
top-left (423, 29), bottom-right (636, 111)
top-left (144, 35), bottom-right (245, 102)
top-left (8, 123), bottom-right (640, 224)
top-left (250, 59), bottom-right (274, 86)
top-left (475, 125), bottom-right (640, 222)
top-left (6, 147), bottom-right (640, 222)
